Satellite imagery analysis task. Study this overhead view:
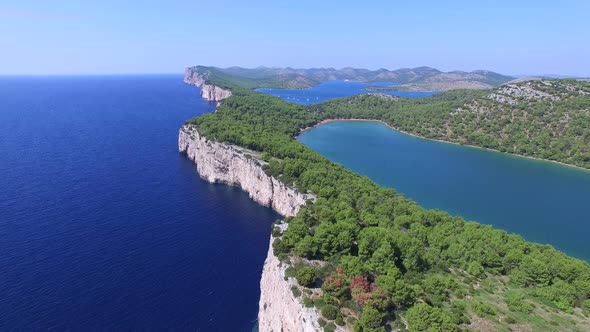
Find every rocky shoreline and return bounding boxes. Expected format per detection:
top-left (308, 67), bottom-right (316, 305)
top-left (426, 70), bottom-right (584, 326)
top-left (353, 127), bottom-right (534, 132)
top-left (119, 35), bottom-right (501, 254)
top-left (178, 124), bottom-right (320, 331)
top-left (258, 226), bottom-right (324, 332)
top-left (178, 125), bottom-right (313, 216)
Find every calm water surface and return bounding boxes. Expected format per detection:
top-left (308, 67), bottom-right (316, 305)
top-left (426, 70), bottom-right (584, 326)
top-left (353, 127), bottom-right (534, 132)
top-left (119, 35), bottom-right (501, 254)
top-left (298, 121), bottom-right (590, 262)
top-left (257, 80), bottom-right (435, 104)
top-left (0, 76), bottom-right (278, 330)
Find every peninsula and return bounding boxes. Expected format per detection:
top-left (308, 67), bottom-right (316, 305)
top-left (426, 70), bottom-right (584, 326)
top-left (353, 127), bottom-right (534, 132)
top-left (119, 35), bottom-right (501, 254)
top-left (180, 67), bottom-right (590, 331)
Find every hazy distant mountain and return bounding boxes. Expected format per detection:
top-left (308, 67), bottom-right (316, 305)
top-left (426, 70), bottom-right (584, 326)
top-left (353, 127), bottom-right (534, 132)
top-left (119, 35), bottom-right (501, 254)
top-left (190, 65), bottom-right (514, 91)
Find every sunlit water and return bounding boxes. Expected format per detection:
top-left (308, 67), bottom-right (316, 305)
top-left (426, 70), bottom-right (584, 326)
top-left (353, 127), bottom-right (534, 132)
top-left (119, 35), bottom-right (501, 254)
top-left (0, 75), bottom-right (279, 330)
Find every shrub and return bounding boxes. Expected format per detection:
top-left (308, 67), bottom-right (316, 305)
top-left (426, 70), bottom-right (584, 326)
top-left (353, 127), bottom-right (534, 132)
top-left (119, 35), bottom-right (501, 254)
top-left (361, 305), bottom-right (384, 329)
top-left (449, 300), bottom-right (467, 325)
top-left (454, 288), bottom-right (467, 299)
top-left (321, 305), bottom-right (339, 320)
top-left (467, 261), bottom-right (485, 278)
top-left (303, 297), bottom-right (314, 308)
top-left (272, 226), bottom-right (282, 237)
top-left (296, 266), bottom-right (317, 287)
top-left (272, 238), bottom-right (288, 255)
top-left (481, 279), bottom-right (497, 293)
top-left (405, 303), bottom-right (455, 332)
top-left (324, 322), bottom-right (336, 332)
top-left (505, 290), bottom-right (533, 313)
top-left (277, 253), bottom-right (289, 263)
top-left (291, 285), bottom-right (302, 297)
top-left (472, 302), bottom-right (496, 317)
top-left (285, 266), bottom-right (296, 278)
top-left (534, 280), bottom-right (577, 313)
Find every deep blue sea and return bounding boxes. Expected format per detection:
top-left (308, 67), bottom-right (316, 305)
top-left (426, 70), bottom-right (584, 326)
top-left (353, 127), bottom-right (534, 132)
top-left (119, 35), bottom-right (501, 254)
top-left (298, 121), bottom-right (590, 262)
top-left (0, 75), bottom-right (279, 331)
top-left (256, 80), bottom-right (435, 104)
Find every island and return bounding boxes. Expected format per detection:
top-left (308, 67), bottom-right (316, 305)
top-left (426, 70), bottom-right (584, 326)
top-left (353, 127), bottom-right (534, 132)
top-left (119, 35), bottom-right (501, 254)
top-left (184, 65), bottom-right (515, 93)
top-left (180, 67), bottom-right (590, 331)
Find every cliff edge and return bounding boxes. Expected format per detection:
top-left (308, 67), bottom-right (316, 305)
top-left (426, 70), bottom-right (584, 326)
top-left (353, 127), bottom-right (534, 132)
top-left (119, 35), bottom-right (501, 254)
top-left (178, 124), bottom-right (320, 331)
top-left (178, 125), bottom-right (312, 217)
top-left (183, 67), bottom-right (232, 102)
top-left (258, 229), bottom-right (324, 332)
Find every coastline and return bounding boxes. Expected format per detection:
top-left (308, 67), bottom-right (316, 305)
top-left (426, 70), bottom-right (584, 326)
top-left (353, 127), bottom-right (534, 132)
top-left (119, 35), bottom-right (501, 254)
top-left (180, 81), bottom-right (590, 330)
top-left (179, 125), bottom-right (320, 331)
top-left (297, 118), bottom-right (590, 173)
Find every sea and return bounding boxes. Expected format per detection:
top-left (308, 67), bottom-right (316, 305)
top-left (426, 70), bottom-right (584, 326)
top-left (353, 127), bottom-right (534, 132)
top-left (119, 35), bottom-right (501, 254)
top-left (0, 75), bottom-right (279, 331)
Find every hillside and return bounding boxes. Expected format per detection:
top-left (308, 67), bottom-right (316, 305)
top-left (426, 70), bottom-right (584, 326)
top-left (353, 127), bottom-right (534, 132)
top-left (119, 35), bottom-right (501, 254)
top-left (187, 65), bottom-right (513, 91)
top-left (368, 70), bottom-right (515, 92)
top-left (320, 79), bottom-right (590, 169)
top-left (184, 72), bottom-right (590, 331)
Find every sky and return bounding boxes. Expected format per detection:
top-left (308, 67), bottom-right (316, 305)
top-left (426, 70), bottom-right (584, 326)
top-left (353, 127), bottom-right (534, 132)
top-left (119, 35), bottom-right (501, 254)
top-left (1, 0), bottom-right (589, 76)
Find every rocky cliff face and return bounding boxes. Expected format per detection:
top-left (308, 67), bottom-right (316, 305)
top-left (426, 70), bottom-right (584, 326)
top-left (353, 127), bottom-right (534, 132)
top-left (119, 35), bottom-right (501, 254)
top-left (183, 68), bottom-right (232, 102)
top-left (179, 124), bottom-right (321, 331)
top-left (258, 231), bottom-right (323, 332)
top-left (178, 124), bottom-right (313, 217)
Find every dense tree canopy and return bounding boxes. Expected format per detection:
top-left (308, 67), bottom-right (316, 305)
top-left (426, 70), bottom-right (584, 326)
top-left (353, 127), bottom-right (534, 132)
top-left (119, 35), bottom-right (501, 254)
top-left (186, 78), bottom-right (590, 330)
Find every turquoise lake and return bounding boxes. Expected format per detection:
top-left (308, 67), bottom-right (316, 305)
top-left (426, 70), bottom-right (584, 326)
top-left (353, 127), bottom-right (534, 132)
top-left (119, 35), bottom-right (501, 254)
top-left (298, 121), bottom-right (590, 262)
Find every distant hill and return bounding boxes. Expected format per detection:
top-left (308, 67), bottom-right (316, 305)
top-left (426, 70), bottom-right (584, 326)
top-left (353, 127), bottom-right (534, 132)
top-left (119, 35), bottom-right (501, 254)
top-left (188, 65), bottom-right (514, 91)
top-left (374, 70), bottom-right (516, 91)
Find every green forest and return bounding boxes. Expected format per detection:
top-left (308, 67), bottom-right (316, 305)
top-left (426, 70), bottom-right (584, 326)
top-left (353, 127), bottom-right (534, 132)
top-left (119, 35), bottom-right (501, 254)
top-left (186, 84), bottom-right (590, 330)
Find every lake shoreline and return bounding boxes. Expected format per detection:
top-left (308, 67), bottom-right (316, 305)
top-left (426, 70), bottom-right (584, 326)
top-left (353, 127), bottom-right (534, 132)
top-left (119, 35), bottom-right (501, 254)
top-left (297, 118), bottom-right (590, 173)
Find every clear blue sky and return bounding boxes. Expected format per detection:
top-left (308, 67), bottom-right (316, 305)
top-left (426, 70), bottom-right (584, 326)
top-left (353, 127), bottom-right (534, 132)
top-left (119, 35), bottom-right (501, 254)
top-left (1, 0), bottom-right (589, 76)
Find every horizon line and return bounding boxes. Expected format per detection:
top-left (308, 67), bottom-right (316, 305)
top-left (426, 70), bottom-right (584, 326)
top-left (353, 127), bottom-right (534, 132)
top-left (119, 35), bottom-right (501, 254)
top-left (0, 70), bottom-right (587, 79)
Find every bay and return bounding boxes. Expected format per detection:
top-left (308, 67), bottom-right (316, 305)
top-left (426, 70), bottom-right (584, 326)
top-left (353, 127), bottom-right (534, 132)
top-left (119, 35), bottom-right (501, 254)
top-left (256, 80), bottom-right (435, 104)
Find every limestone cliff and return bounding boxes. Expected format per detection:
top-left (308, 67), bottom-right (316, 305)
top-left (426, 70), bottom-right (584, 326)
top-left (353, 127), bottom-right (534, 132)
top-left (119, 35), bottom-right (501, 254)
top-left (178, 124), bottom-right (313, 217)
top-left (258, 230), bottom-right (323, 332)
top-left (179, 124), bottom-right (322, 330)
top-left (183, 68), bottom-right (232, 102)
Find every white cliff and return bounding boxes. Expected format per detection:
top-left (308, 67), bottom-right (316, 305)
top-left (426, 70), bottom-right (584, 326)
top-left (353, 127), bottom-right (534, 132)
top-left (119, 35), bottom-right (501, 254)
top-left (179, 124), bottom-right (350, 331)
top-left (179, 124), bottom-right (326, 331)
top-left (258, 233), bottom-right (323, 332)
top-left (178, 124), bottom-right (313, 217)
top-left (183, 67), bottom-right (232, 102)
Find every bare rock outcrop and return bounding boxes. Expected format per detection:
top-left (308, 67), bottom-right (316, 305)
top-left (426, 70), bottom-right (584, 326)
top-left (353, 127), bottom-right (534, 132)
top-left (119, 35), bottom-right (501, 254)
top-left (178, 124), bottom-right (313, 217)
top-left (179, 124), bottom-right (330, 330)
top-left (258, 231), bottom-right (324, 332)
top-left (179, 124), bottom-right (324, 331)
top-left (487, 82), bottom-right (558, 105)
top-left (183, 68), bottom-right (232, 102)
